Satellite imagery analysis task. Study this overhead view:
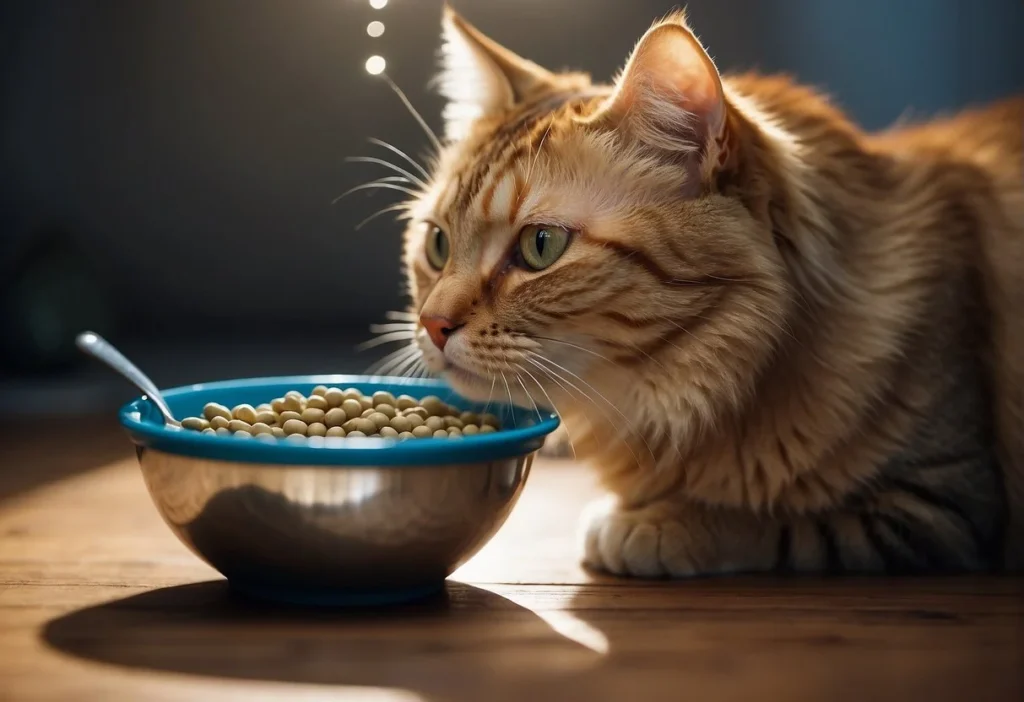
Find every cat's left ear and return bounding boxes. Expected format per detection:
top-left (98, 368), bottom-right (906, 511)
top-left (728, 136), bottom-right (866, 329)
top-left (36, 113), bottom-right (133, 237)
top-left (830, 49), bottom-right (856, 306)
top-left (438, 5), bottom-right (560, 141)
top-left (583, 13), bottom-right (728, 188)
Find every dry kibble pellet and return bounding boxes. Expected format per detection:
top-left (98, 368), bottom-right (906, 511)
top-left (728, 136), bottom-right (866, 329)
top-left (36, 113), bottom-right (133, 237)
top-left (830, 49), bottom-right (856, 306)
top-left (425, 416), bottom-right (445, 431)
top-left (379, 426), bottom-right (399, 439)
top-left (271, 398), bottom-right (287, 413)
top-left (279, 410), bottom-right (302, 424)
top-left (432, 429), bottom-right (449, 439)
top-left (285, 434), bottom-right (307, 444)
top-left (361, 408), bottom-right (377, 419)
top-left (301, 408), bottom-right (325, 424)
top-left (326, 426), bottom-right (346, 437)
top-left (215, 427), bottom-right (232, 436)
top-left (282, 419), bottom-right (308, 436)
top-left (480, 425), bottom-right (497, 433)
top-left (210, 416), bottom-right (230, 430)
top-left (359, 396), bottom-right (373, 411)
top-left (396, 395), bottom-right (417, 410)
top-left (421, 396), bottom-right (446, 416)
top-left (448, 429), bottom-right (463, 439)
top-left (271, 426), bottom-right (286, 438)
top-left (342, 388), bottom-right (362, 402)
top-left (372, 391), bottom-right (396, 408)
top-left (307, 422), bottom-right (327, 437)
top-left (389, 416), bottom-right (412, 433)
top-left (398, 431), bottom-right (414, 440)
top-left (234, 430), bottom-right (253, 439)
top-left (181, 416), bottom-right (208, 431)
top-left (346, 430), bottom-right (367, 438)
top-left (481, 414), bottom-right (501, 428)
top-left (324, 388), bottom-right (344, 407)
top-left (411, 425), bottom-right (433, 438)
top-left (232, 404), bottom-right (258, 423)
top-left (282, 394), bottom-right (304, 412)
top-left (202, 427), bottom-right (216, 435)
top-left (460, 411), bottom-right (479, 426)
top-left (250, 422), bottom-right (273, 436)
top-left (255, 433), bottom-right (276, 442)
top-left (324, 408), bottom-right (347, 427)
top-left (203, 402), bottom-right (232, 421)
top-left (375, 403), bottom-right (396, 419)
top-left (444, 416), bottom-right (464, 430)
top-left (229, 419), bottom-right (252, 433)
top-left (403, 407), bottom-right (428, 419)
top-left (256, 403), bottom-right (273, 412)
top-left (254, 410), bottom-right (276, 425)
top-left (306, 395), bottom-right (329, 411)
top-left (406, 413), bottom-right (425, 429)
top-left (311, 385), bottom-right (328, 397)
top-left (341, 399), bottom-right (363, 420)
top-left (343, 418), bottom-right (376, 435)
top-left (462, 424), bottom-right (479, 436)
top-left (367, 412), bottom-right (391, 431)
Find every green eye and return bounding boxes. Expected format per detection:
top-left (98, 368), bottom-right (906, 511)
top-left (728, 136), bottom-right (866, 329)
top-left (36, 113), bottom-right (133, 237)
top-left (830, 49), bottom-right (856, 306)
top-left (518, 225), bottom-right (571, 271)
top-left (425, 225), bottom-right (449, 270)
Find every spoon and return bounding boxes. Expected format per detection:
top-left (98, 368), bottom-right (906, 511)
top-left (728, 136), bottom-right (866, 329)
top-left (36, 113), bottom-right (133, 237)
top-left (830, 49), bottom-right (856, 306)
top-left (75, 331), bottom-right (180, 427)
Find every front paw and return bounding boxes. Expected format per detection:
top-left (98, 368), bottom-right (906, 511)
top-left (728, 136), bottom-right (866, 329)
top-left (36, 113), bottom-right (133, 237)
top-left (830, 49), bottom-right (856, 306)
top-left (580, 498), bottom-right (697, 578)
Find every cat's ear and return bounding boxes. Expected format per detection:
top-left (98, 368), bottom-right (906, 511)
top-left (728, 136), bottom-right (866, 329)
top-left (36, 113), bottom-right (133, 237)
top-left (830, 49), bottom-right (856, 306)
top-left (438, 5), bottom-right (559, 141)
top-left (585, 13), bottom-right (727, 177)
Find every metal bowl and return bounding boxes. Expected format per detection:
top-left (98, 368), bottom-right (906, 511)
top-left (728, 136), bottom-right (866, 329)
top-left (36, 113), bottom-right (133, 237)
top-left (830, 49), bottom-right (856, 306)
top-left (119, 375), bottom-right (559, 606)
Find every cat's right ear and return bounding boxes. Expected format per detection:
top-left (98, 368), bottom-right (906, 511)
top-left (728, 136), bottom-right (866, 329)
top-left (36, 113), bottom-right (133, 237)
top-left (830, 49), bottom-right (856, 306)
top-left (582, 13), bottom-right (728, 192)
top-left (437, 5), bottom-right (558, 141)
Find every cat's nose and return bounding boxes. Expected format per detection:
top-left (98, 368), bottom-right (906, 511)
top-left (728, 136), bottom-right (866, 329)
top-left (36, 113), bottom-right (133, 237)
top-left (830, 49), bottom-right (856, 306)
top-left (420, 315), bottom-right (463, 351)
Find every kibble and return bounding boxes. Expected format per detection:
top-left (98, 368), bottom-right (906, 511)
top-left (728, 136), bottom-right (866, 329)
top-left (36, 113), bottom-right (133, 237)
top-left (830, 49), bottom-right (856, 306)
top-left (178, 388), bottom-right (503, 443)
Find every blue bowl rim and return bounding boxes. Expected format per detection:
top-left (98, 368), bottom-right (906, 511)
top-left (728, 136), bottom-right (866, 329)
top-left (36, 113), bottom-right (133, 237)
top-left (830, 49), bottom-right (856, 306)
top-left (118, 374), bottom-right (560, 467)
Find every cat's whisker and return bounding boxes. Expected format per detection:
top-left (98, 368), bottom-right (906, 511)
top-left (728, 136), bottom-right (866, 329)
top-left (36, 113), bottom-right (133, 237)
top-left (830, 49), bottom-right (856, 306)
top-left (391, 348), bottom-right (425, 379)
top-left (385, 310), bottom-right (418, 322)
top-left (517, 363), bottom-right (579, 460)
top-left (524, 119), bottom-right (553, 190)
top-left (369, 322), bottom-right (417, 334)
top-left (499, 372), bottom-right (518, 429)
top-left (358, 330), bottom-right (417, 352)
top-left (524, 357), bottom-right (615, 463)
top-left (529, 335), bottom-right (616, 365)
top-left (482, 375), bottom-right (496, 417)
top-left (372, 345), bottom-right (421, 377)
top-left (334, 180), bottom-right (422, 205)
top-left (367, 137), bottom-right (431, 181)
top-left (345, 156), bottom-right (428, 190)
top-left (527, 352), bottom-right (659, 465)
top-left (514, 373), bottom-right (544, 424)
top-left (365, 344), bottom-right (418, 376)
top-left (355, 202), bottom-right (415, 231)
top-left (381, 73), bottom-right (443, 155)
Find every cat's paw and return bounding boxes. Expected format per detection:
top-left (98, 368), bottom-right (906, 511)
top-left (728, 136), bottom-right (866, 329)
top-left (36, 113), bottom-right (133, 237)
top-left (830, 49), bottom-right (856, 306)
top-left (580, 497), bottom-right (698, 578)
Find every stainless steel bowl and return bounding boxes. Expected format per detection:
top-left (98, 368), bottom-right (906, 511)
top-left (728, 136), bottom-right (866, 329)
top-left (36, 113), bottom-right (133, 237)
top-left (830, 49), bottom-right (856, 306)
top-left (121, 375), bottom-right (558, 606)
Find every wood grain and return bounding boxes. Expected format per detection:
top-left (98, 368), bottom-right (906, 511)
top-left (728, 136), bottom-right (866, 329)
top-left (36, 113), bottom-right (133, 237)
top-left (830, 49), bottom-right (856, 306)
top-left (1, 421), bottom-right (1022, 701)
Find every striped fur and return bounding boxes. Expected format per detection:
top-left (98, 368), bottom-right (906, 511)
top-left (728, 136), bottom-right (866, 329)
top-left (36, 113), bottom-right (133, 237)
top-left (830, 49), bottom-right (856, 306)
top-left (401, 8), bottom-right (1023, 575)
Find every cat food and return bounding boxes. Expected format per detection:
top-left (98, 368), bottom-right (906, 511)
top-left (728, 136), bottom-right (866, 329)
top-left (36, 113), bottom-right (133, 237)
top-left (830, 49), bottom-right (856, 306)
top-left (184, 387), bottom-right (502, 442)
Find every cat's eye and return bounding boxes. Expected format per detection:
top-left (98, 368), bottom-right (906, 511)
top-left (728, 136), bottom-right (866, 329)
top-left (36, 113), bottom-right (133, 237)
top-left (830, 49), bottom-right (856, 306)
top-left (425, 225), bottom-right (449, 270)
top-left (518, 225), bottom-right (571, 271)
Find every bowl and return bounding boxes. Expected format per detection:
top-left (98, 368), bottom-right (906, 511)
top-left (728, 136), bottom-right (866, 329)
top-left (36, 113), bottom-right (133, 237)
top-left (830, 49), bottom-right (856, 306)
top-left (119, 374), bottom-right (559, 606)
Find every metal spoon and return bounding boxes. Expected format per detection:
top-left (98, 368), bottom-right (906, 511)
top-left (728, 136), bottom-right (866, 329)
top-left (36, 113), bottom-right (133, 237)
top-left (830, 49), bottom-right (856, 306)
top-left (75, 331), bottom-right (179, 427)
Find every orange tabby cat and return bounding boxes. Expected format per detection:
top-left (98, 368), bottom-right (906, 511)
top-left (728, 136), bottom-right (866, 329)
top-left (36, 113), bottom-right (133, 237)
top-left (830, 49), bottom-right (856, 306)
top-left (400, 7), bottom-right (1023, 575)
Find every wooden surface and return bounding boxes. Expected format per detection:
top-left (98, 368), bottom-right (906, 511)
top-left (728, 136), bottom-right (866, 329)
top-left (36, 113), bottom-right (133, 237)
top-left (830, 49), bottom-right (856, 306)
top-left (1, 419), bottom-right (1022, 702)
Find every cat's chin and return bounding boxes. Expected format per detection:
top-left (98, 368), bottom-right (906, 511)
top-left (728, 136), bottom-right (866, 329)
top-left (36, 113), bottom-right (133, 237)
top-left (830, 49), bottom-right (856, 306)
top-left (443, 364), bottom-right (494, 402)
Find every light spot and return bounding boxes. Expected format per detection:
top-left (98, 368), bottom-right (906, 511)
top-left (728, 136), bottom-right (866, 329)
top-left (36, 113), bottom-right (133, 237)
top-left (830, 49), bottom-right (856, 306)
top-left (369, 0), bottom-right (388, 9)
top-left (365, 55), bottom-right (386, 75)
top-left (367, 21), bottom-right (385, 37)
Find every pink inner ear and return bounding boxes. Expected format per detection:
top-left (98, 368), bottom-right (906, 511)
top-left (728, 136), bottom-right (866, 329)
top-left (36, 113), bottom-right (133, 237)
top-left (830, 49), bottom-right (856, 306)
top-left (609, 23), bottom-right (726, 148)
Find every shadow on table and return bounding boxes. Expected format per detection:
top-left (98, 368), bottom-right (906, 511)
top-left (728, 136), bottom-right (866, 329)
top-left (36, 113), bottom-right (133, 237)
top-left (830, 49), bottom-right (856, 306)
top-left (42, 580), bottom-right (601, 700)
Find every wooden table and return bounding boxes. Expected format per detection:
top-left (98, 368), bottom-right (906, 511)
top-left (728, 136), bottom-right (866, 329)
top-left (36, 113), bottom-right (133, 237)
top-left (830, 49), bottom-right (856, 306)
top-left (2, 419), bottom-right (1021, 701)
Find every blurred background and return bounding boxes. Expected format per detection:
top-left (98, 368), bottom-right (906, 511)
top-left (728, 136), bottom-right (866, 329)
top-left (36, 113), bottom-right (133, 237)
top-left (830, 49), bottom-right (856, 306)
top-left (2, 0), bottom-right (1023, 416)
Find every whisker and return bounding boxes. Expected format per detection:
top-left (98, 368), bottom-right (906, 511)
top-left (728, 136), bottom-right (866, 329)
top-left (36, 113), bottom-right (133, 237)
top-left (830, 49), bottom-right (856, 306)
top-left (355, 202), bottom-right (414, 231)
top-left (499, 372), bottom-right (518, 428)
top-left (334, 180), bottom-right (421, 205)
top-left (530, 335), bottom-right (616, 365)
top-left (524, 119), bottom-right (553, 190)
top-left (369, 322), bottom-right (417, 334)
top-left (514, 373), bottom-right (544, 424)
top-left (358, 330), bottom-right (417, 351)
top-left (517, 364), bottom-right (578, 460)
top-left (373, 346), bottom-right (420, 377)
top-left (381, 73), bottom-right (443, 154)
top-left (524, 357), bottom-right (614, 463)
top-left (365, 344), bottom-right (418, 375)
top-left (482, 375), bottom-right (496, 416)
top-left (367, 137), bottom-right (431, 180)
top-left (386, 310), bottom-right (418, 321)
top-left (345, 156), bottom-right (428, 189)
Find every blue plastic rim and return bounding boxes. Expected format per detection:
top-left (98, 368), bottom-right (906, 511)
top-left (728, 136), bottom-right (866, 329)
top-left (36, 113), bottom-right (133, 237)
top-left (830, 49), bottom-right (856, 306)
top-left (119, 374), bottom-right (560, 466)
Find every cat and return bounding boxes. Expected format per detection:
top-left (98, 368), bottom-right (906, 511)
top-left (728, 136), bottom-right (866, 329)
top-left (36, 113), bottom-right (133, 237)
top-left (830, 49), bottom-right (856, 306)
top-left (398, 6), bottom-right (1023, 576)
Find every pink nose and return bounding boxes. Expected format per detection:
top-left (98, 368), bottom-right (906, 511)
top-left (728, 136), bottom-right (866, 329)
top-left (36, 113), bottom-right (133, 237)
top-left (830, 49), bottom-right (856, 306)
top-left (420, 315), bottom-right (461, 351)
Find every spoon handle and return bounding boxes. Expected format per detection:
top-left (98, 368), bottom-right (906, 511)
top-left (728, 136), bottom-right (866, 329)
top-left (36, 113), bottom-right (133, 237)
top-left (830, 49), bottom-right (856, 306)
top-left (75, 331), bottom-right (178, 425)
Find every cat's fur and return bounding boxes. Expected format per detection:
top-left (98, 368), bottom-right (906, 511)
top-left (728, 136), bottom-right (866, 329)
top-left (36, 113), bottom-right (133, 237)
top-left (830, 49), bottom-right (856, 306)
top-left (401, 7), bottom-right (1023, 575)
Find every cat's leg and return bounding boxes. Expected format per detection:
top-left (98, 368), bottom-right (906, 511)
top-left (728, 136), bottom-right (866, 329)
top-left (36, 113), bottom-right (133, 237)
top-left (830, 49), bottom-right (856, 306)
top-left (581, 486), bottom-right (1000, 577)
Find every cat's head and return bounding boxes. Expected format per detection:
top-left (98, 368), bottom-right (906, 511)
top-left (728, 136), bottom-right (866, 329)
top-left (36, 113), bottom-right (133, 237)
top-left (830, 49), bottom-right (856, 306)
top-left (401, 8), bottom-right (793, 436)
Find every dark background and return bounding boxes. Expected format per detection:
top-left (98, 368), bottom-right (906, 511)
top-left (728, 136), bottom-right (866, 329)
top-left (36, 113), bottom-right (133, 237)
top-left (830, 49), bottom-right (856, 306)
top-left (2, 0), bottom-right (1023, 415)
